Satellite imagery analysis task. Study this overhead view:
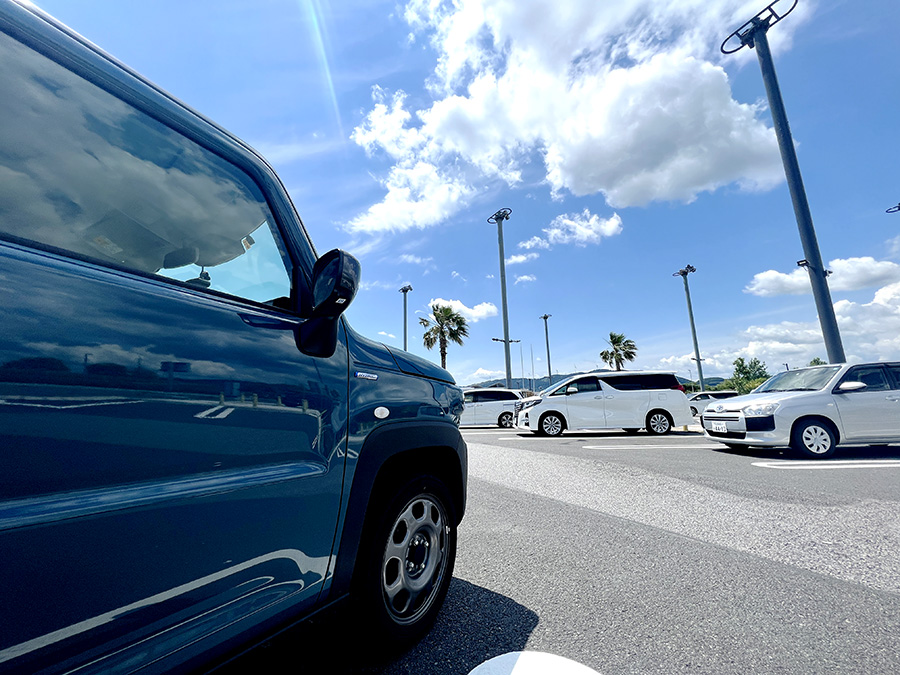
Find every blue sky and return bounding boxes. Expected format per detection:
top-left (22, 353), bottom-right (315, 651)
top-left (32, 0), bottom-right (900, 386)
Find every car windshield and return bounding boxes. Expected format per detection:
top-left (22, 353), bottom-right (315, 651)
top-left (753, 366), bottom-right (842, 393)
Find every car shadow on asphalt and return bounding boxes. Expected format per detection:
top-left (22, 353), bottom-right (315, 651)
top-left (217, 578), bottom-right (538, 674)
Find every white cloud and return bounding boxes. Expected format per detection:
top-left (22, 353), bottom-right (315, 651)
top-left (378, 331), bottom-right (396, 339)
top-left (346, 0), bottom-right (790, 235)
top-left (745, 257), bottom-right (900, 297)
top-left (518, 236), bottom-right (550, 250)
top-left (359, 279), bottom-right (401, 291)
top-left (399, 253), bottom-right (434, 265)
top-left (658, 280), bottom-right (900, 377)
top-left (451, 270), bottom-right (467, 281)
top-left (544, 210), bottom-right (623, 246)
top-left (518, 209), bottom-right (623, 249)
top-left (486, 273), bottom-right (495, 279)
top-left (427, 297), bottom-right (498, 322)
top-left (515, 274), bottom-right (536, 284)
top-left (888, 236), bottom-right (900, 259)
top-left (506, 252), bottom-right (539, 265)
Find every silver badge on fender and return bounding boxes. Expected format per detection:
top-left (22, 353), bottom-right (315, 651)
top-left (355, 371), bottom-right (378, 381)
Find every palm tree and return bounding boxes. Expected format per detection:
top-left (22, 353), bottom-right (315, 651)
top-left (599, 331), bottom-right (637, 371)
top-left (419, 303), bottom-right (469, 369)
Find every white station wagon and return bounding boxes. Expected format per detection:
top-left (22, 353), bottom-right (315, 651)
top-left (514, 371), bottom-right (691, 436)
top-left (701, 362), bottom-right (900, 458)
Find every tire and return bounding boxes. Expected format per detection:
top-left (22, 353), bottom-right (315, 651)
top-left (790, 419), bottom-right (836, 458)
top-left (645, 410), bottom-right (673, 435)
top-left (690, 406), bottom-right (699, 417)
top-left (538, 412), bottom-right (565, 437)
top-left (498, 411), bottom-right (514, 428)
top-left (354, 475), bottom-right (456, 650)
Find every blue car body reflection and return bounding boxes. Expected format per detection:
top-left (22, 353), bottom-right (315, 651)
top-left (0, 2), bottom-right (465, 672)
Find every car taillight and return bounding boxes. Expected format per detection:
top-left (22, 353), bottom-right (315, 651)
top-left (672, 383), bottom-right (685, 392)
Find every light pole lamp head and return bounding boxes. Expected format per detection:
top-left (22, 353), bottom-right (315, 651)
top-left (720, 0), bottom-right (797, 54)
top-left (540, 313), bottom-right (551, 321)
top-left (399, 284), bottom-right (413, 293)
top-left (673, 264), bottom-right (696, 277)
top-left (487, 207), bottom-right (512, 224)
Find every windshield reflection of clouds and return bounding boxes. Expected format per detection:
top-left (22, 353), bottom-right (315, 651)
top-left (0, 32), bottom-right (288, 304)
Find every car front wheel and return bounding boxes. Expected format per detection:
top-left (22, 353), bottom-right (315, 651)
top-left (791, 420), bottom-right (836, 458)
top-left (498, 411), bottom-right (514, 428)
top-left (355, 475), bottom-right (456, 650)
top-left (539, 412), bottom-right (564, 437)
top-left (646, 411), bottom-right (673, 435)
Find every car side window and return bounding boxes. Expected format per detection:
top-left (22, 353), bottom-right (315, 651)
top-left (843, 366), bottom-right (889, 391)
top-left (0, 31), bottom-right (292, 305)
top-left (887, 365), bottom-right (900, 389)
top-left (464, 393), bottom-right (474, 404)
top-left (570, 377), bottom-right (600, 393)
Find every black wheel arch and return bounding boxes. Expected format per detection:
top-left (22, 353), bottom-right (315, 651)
top-left (330, 420), bottom-right (466, 599)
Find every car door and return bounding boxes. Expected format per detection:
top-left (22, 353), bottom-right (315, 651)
top-left (598, 377), bottom-right (648, 428)
top-left (0, 31), bottom-right (346, 670)
top-left (832, 365), bottom-right (899, 441)
top-left (562, 376), bottom-right (606, 428)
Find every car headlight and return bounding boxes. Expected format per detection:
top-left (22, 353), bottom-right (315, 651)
top-left (743, 402), bottom-right (780, 416)
top-left (521, 399), bottom-right (541, 410)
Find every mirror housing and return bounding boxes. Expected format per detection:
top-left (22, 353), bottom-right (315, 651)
top-left (299, 249), bottom-right (360, 357)
top-left (566, 385), bottom-right (578, 395)
top-left (837, 381), bottom-right (867, 393)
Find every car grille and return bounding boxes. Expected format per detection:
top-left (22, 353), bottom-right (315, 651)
top-left (702, 414), bottom-right (741, 422)
top-left (514, 401), bottom-right (524, 414)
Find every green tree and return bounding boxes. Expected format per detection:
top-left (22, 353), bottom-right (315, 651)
top-left (599, 332), bottom-right (638, 371)
top-left (419, 303), bottom-right (469, 369)
top-left (808, 357), bottom-right (827, 366)
top-left (728, 357), bottom-right (770, 394)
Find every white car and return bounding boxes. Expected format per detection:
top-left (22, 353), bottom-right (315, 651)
top-left (514, 371), bottom-right (692, 436)
top-left (701, 362), bottom-right (900, 458)
top-left (687, 390), bottom-right (739, 416)
top-left (461, 388), bottom-right (524, 428)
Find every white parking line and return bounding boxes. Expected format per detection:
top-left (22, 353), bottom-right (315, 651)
top-left (753, 460), bottom-right (900, 470)
top-left (583, 444), bottom-right (720, 450)
top-left (194, 406), bottom-right (236, 419)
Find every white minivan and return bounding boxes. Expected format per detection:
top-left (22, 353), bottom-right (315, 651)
top-left (461, 388), bottom-right (524, 428)
top-left (514, 371), bottom-right (691, 436)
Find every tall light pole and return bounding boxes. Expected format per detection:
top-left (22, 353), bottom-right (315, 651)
top-left (399, 284), bottom-right (413, 351)
top-left (488, 208), bottom-right (514, 387)
top-left (540, 314), bottom-right (552, 385)
top-left (722, 0), bottom-right (845, 364)
top-left (673, 265), bottom-right (706, 391)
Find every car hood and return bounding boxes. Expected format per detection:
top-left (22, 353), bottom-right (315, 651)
top-left (386, 346), bottom-right (456, 384)
top-left (520, 395), bottom-right (542, 405)
top-left (704, 390), bottom-right (820, 413)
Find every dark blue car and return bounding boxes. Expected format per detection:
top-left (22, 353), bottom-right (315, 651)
top-left (0, 1), bottom-right (466, 671)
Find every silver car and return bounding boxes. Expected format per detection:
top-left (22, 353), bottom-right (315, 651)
top-left (701, 362), bottom-right (900, 457)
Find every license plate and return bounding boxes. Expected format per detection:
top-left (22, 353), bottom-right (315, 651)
top-left (712, 421), bottom-right (727, 433)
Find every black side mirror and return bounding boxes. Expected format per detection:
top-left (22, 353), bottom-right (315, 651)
top-left (299, 249), bottom-right (361, 357)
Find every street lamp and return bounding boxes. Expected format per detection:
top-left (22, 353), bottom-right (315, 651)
top-left (399, 284), bottom-right (413, 351)
top-left (721, 0), bottom-right (845, 364)
top-left (492, 337), bottom-right (520, 388)
top-left (540, 314), bottom-right (552, 386)
top-left (488, 207), bottom-right (514, 387)
top-left (673, 265), bottom-right (706, 392)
